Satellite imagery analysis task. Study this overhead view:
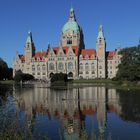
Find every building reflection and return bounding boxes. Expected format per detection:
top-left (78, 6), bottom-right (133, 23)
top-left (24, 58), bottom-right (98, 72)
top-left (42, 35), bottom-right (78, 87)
top-left (13, 86), bottom-right (122, 139)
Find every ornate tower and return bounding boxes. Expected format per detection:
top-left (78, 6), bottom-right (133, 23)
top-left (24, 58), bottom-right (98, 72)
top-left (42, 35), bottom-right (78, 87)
top-left (60, 8), bottom-right (84, 49)
top-left (25, 32), bottom-right (35, 62)
top-left (96, 25), bottom-right (106, 78)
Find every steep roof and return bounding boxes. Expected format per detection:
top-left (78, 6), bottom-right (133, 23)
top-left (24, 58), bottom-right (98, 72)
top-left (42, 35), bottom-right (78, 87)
top-left (81, 49), bottom-right (96, 58)
top-left (106, 51), bottom-right (116, 59)
top-left (35, 51), bottom-right (47, 58)
top-left (19, 55), bottom-right (25, 62)
top-left (52, 46), bottom-right (79, 56)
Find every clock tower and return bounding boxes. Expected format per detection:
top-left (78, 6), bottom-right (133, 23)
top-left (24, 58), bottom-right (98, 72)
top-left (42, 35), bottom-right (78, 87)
top-left (96, 25), bottom-right (106, 78)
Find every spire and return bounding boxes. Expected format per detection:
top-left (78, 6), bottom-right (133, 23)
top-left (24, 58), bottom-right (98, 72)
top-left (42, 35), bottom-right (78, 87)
top-left (26, 31), bottom-right (33, 44)
top-left (69, 7), bottom-right (76, 21)
top-left (97, 25), bottom-right (104, 39)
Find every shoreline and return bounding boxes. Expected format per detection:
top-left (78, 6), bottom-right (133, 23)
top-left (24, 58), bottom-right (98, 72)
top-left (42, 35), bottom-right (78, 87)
top-left (1, 79), bottom-right (140, 90)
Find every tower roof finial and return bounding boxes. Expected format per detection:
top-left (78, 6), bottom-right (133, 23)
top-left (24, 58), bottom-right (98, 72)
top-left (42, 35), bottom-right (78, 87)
top-left (97, 25), bottom-right (104, 39)
top-left (26, 31), bottom-right (33, 44)
top-left (69, 6), bottom-right (76, 21)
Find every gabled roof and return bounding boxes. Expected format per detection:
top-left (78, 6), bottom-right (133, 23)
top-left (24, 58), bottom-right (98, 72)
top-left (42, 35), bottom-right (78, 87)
top-left (106, 51), bottom-right (116, 59)
top-left (81, 49), bottom-right (96, 58)
top-left (19, 55), bottom-right (25, 62)
top-left (35, 51), bottom-right (47, 58)
top-left (52, 46), bottom-right (79, 56)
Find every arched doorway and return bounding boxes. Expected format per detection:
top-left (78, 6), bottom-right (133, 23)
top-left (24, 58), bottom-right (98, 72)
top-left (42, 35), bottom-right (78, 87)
top-left (68, 72), bottom-right (73, 79)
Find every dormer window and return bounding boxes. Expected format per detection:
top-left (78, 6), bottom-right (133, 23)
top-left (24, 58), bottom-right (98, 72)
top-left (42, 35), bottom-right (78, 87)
top-left (85, 55), bottom-right (89, 60)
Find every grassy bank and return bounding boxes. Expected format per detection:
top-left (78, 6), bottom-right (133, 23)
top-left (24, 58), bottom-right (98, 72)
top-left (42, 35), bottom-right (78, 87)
top-left (0, 80), bottom-right (14, 85)
top-left (72, 79), bottom-right (140, 90)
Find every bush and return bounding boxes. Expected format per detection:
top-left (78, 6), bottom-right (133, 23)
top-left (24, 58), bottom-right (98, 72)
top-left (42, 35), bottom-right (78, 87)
top-left (51, 73), bottom-right (68, 83)
top-left (14, 70), bottom-right (34, 83)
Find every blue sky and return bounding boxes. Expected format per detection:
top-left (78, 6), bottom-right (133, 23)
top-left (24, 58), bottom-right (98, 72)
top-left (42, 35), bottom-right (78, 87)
top-left (0, 0), bottom-right (140, 67)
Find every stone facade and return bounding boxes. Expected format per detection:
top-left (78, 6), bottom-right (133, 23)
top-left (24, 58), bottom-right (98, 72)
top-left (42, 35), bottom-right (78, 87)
top-left (13, 8), bottom-right (121, 79)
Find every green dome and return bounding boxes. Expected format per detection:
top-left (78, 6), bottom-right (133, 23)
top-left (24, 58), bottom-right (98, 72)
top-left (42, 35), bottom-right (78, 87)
top-left (62, 21), bottom-right (79, 32)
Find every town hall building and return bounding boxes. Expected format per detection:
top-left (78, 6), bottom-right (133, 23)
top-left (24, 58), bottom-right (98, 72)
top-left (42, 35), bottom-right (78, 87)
top-left (13, 8), bottom-right (121, 79)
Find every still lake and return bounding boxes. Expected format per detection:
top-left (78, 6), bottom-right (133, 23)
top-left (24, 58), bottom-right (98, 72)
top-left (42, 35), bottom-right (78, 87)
top-left (0, 84), bottom-right (140, 140)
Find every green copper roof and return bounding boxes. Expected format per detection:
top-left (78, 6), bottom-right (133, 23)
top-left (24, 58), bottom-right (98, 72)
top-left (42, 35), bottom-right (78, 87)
top-left (62, 21), bottom-right (79, 32)
top-left (70, 7), bottom-right (74, 12)
top-left (26, 31), bottom-right (33, 44)
top-left (97, 25), bottom-right (104, 39)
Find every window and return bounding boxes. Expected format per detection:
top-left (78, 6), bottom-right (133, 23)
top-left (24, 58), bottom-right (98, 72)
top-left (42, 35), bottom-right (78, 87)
top-left (68, 62), bottom-right (73, 70)
top-left (91, 63), bottom-right (94, 70)
top-left (86, 71), bottom-right (89, 74)
top-left (67, 40), bottom-right (72, 44)
top-left (42, 65), bottom-right (46, 71)
top-left (32, 65), bottom-right (35, 71)
top-left (85, 63), bottom-right (89, 70)
top-left (92, 71), bottom-right (95, 74)
top-left (85, 55), bottom-right (89, 60)
top-left (49, 63), bottom-right (54, 70)
top-left (58, 62), bottom-right (64, 70)
top-left (37, 65), bottom-right (40, 71)
top-left (79, 63), bottom-right (83, 70)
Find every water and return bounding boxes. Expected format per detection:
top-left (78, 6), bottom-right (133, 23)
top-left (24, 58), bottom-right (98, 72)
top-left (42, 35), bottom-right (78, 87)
top-left (0, 84), bottom-right (140, 140)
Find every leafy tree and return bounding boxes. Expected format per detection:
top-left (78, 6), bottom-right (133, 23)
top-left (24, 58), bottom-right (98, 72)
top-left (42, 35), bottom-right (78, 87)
top-left (0, 58), bottom-right (9, 80)
top-left (14, 70), bottom-right (34, 83)
top-left (116, 45), bottom-right (140, 81)
top-left (51, 73), bottom-right (68, 83)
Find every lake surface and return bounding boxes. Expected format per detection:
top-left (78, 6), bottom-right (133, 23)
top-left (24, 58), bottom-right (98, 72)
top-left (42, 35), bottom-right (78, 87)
top-left (0, 84), bottom-right (140, 140)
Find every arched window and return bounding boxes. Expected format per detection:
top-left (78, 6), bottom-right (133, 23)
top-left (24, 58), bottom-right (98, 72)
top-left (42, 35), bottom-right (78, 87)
top-left (42, 64), bottom-right (46, 71)
top-left (67, 40), bottom-right (72, 45)
top-left (58, 62), bottom-right (64, 70)
top-left (85, 55), bottom-right (89, 60)
top-left (68, 72), bottom-right (73, 78)
top-left (49, 63), bottom-right (54, 70)
top-left (85, 63), bottom-right (89, 70)
top-left (91, 63), bottom-right (94, 70)
top-left (37, 65), bottom-right (40, 71)
top-left (32, 65), bottom-right (35, 71)
top-left (79, 63), bottom-right (83, 70)
top-left (68, 62), bottom-right (73, 70)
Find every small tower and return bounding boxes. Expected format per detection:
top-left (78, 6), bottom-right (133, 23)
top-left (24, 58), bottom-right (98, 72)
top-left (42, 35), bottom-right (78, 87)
top-left (25, 32), bottom-right (35, 62)
top-left (96, 25), bottom-right (106, 78)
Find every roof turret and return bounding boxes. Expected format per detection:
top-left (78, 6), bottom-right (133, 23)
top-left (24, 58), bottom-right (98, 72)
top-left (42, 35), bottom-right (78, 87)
top-left (26, 31), bottom-right (33, 44)
top-left (97, 25), bottom-right (104, 39)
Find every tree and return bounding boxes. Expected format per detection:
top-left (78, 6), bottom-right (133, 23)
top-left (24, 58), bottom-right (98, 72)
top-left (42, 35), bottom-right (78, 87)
top-left (14, 70), bottom-right (34, 83)
top-left (0, 58), bottom-right (9, 80)
top-left (116, 45), bottom-right (140, 81)
top-left (51, 73), bottom-right (68, 83)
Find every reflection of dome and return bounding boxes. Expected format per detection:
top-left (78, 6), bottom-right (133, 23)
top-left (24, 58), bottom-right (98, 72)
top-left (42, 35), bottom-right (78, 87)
top-left (62, 21), bottom-right (79, 32)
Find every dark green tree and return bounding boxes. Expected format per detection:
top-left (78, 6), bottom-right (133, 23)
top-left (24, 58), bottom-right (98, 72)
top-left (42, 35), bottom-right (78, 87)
top-left (51, 73), bottom-right (68, 83)
top-left (116, 45), bottom-right (140, 81)
top-left (0, 58), bottom-right (9, 80)
top-left (14, 70), bottom-right (34, 83)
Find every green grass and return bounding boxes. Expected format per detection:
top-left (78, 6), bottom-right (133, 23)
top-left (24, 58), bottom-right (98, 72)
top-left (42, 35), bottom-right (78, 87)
top-left (0, 80), bottom-right (14, 85)
top-left (72, 79), bottom-right (140, 90)
top-left (73, 79), bottom-right (115, 84)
